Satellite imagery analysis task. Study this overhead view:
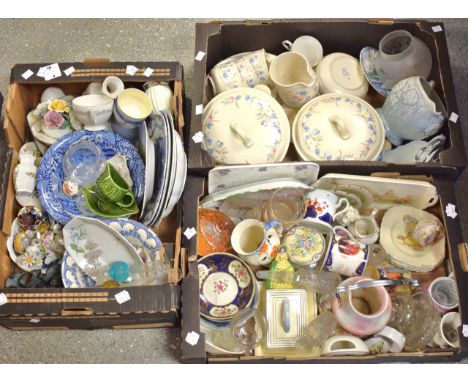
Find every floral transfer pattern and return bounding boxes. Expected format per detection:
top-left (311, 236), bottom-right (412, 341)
top-left (228, 260), bottom-right (251, 288)
top-left (203, 93), bottom-right (284, 164)
top-left (299, 95), bottom-right (380, 160)
top-left (282, 81), bottom-right (319, 108)
top-left (210, 304), bottom-right (239, 318)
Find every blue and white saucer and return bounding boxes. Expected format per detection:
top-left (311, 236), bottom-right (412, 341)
top-left (37, 130), bottom-right (145, 224)
top-left (359, 47), bottom-right (392, 97)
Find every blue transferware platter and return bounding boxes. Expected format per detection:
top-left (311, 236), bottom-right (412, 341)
top-left (141, 112), bottom-right (170, 226)
top-left (37, 130), bottom-right (145, 225)
top-left (198, 253), bottom-right (255, 322)
top-left (359, 47), bottom-right (392, 97)
top-left (100, 218), bottom-right (163, 263)
top-left (61, 218), bottom-right (163, 288)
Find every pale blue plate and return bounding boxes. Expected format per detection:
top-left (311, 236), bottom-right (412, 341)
top-left (37, 130), bottom-right (145, 224)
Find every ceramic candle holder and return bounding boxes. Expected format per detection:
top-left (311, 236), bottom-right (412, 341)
top-left (270, 52), bottom-right (319, 108)
top-left (332, 276), bottom-right (392, 336)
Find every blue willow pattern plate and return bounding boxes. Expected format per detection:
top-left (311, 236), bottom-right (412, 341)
top-left (359, 47), bottom-right (392, 97)
top-left (37, 130), bottom-right (145, 225)
top-left (198, 253), bottom-right (255, 321)
top-left (61, 218), bottom-right (163, 288)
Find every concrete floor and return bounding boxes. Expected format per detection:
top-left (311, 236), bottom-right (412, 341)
top-left (0, 19), bottom-right (467, 363)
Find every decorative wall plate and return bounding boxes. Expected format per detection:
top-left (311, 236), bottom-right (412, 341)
top-left (380, 206), bottom-right (445, 272)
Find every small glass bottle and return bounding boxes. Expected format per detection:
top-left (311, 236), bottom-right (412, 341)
top-left (296, 311), bottom-right (338, 352)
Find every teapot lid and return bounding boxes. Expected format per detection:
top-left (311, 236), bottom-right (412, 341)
top-left (293, 93), bottom-right (385, 161)
top-left (317, 53), bottom-right (369, 97)
top-left (202, 87), bottom-right (290, 165)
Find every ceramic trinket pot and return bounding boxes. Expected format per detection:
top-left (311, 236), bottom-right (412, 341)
top-left (198, 253), bottom-right (255, 321)
top-left (197, 208), bottom-right (235, 257)
top-left (377, 77), bottom-right (447, 146)
top-left (231, 219), bottom-right (283, 266)
top-left (333, 276), bottom-right (392, 336)
top-left (374, 30), bottom-right (432, 89)
top-left (282, 226), bottom-right (325, 267)
top-left (202, 87), bottom-right (290, 165)
top-left (316, 53), bottom-right (369, 98)
top-left (17, 206), bottom-right (45, 230)
top-left (304, 188), bottom-right (349, 228)
top-left (293, 94), bottom-right (385, 161)
top-left (270, 52), bottom-right (319, 108)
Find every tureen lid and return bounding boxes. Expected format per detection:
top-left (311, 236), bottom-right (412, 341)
top-left (317, 53), bottom-right (369, 97)
top-left (202, 87), bottom-right (290, 165)
top-left (293, 93), bottom-right (384, 161)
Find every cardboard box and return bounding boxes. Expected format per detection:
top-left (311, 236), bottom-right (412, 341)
top-left (180, 168), bottom-right (468, 363)
top-left (188, 19), bottom-right (466, 173)
top-left (0, 61), bottom-right (188, 330)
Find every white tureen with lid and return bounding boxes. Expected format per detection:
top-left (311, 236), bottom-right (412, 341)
top-left (202, 87), bottom-right (290, 165)
top-left (292, 93), bottom-right (385, 161)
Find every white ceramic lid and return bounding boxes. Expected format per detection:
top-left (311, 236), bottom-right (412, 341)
top-left (202, 87), bottom-right (290, 165)
top-left (317, 53), bottom-right (369, 97)
top-left (293, 94), bottom-right (384, 161)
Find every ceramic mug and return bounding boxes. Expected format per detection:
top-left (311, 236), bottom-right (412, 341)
top-left (269, 52), bottom-right (319, 108)
top-left (95, 163), bottom-right (135, 208)
top-left (304, 189), bottom-right (349, 228)
top-left (13, 163), bottom-right (37, 196)
top-left (374, 29), bottom-right (432, 88)
top-left (377, 77), bottom-right (447, 146)
top-left (231, 219), bottom-right (283, 266)
top-left (332, 276), bottom-right (392, 336)
top-left (348, 208), bottom-right (380, 245)
top-left (114, 88), bottom-right (152, 126)
top-left (282, 35), bottom-right (323, 68)
top-left (322, 226), bottom-right (370, 277)
top-left (429, 312), bottom-right (461, 348)
top-left (209, 56), bottom-right (259, 95)
top-left (428, 276), bottom-right (459, 312)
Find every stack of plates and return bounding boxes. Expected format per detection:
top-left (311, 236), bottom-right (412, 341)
top-left (141, 111), bottom-right (187, 226)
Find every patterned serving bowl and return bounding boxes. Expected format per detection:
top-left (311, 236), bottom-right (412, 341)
top-left (198, 252), bottom-right (255, 322)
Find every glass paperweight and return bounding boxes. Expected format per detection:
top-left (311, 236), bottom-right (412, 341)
top-left (389, 292), bottom-right (441, 351)
top-left (230, 307), bottom-right (268, 350)
top-left (63, 139), bottom-right (106, 186)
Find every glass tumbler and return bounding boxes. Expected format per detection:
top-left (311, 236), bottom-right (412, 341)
top-left (263, 187), bottom-right (307, 228)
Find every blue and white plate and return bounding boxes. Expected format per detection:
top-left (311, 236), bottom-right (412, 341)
top-left (61, 218), bottom-right (163, 288)
top-left (37, 130), bottom-right (145, 224)
top-left (61, 251), bottom-right (97, 288)
top-left (359, 47), bottom-right (392, 97)
top-left (141, 112), bottom-right (170, 226)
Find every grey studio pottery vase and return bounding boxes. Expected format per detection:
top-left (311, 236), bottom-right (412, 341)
top-left (374, 29), bottom-right (432, 89)
top-left (376, 77), bottom-right (447, 146)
